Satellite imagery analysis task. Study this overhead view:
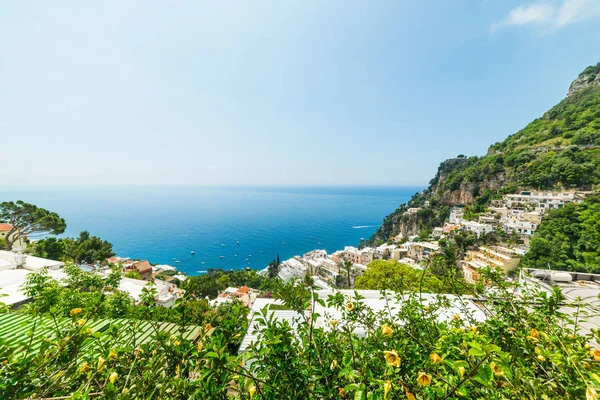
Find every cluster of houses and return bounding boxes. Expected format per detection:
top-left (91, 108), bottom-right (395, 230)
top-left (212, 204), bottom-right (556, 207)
top-left (444, 190), bottom-right (589, 240)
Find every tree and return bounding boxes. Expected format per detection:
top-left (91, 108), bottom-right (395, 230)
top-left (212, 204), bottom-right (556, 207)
top-left (267, 256), bottom-right (281, 279)
top-left (0, 201), bottom-right (66, 251)
top-left (354, 260), bottom-right (447, 293)
top-left (341, 260), bottom-right (353, 289)
top-left (63, 231), bottom-right (115, 265)
top-left (32, 237), bottom-right (66, 260)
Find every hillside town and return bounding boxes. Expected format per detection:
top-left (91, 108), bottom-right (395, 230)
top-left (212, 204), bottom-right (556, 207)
top-left (263, 190), bottom-right (591, 287)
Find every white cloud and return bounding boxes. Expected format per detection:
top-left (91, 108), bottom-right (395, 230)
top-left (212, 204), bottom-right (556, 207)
top-left (491, 0), bottom-right (600, 32)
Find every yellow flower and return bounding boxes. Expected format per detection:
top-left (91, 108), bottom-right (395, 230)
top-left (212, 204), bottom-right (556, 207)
top-left (70, 308), bottom-right (83, 316)
top-left (422, 305), bottom-right (429, 311)
top-left (97, 357), bottom-right (105, 371)
top-left (77, 319), bottom-right (87, 327)
top-left (430, 353), bottom-right (442, 363)
top-left (381, 324), bottom-right (394, 337)
top-left (339, 387), bottom-right (346, 397)
top-left (108, 349), bottom-right (118, 360)
top-left (452, 314), bottom-right (461, 322)
top-left (174, 340), bottom-right (180, 346)
top-left (345, 302), bottom-right (354, 312)
top-left (383, 350), bottom-right (401, 367)
top-left (329, 319), bottom-right (339, 327)
top-left (384, 380), bottom-right (392, 398)
top-left (587, 386), bottom-right (599, 400)
top-left (205, 323), bottom-right (213, 331)
top-left (530, 328), bottom-right (540, 339)
top-left (85, 327), bottom-right (92, 335)
top-left (490, 362), bottom-right (504, 376)
top-left (330, 359), bottom-right (339, 370)
top-left (591, 349), bottom-right (600, 362)
top-left (458, 366), bottom-right (465, 378)
top-left (109, 372), bottom-right (118, 384)
top-left (79, 362), bottom-right (90, 373)
top-left (469, 326), bottom-right (478, 333)
top-left (248, 384), bottom-right (257, 399)
top-left (417, 371), bottom-right (432, 386)
top-left (405, 391), bottom-right (416, 400)
top-left (135, 347), bottom-right (142, 356)
top-left (537, 354), bottom-right (546, 362)
top-left (197, 342), bottom-right (203, 352)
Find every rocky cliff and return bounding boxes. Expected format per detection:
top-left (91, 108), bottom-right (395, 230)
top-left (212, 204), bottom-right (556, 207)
top-left (568, 63), bottom-right (600, 97)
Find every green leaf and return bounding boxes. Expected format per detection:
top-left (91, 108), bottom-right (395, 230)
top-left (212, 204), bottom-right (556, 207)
top-left (469, 347), bottom-right (486, 357)
top-left (474, 364), bottom-right (493, 385)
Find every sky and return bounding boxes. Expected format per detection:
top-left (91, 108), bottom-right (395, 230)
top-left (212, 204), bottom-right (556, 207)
top-left (1, 0), bottom-right (600, 187)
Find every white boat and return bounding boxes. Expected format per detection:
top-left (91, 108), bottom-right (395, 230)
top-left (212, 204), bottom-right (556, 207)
top-left (219, 256), bottom-right (225, 259)
top-left (234, 254), bottom-right (238, 257)
top-left (236, 241), bottom-right (240, 244)
top-left (201, 261), bottom-right (206, 264)
top-left (221, 244), bottom-right (225, 247)
top-left (175, 261), bottom-right (180, 263)
top-left (245, 258), bottom-right (249, 261)
top-left (191, 251), bottom-right (195, 255)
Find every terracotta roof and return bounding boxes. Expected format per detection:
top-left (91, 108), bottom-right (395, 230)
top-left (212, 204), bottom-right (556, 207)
top-left (132, 260), bottom-right (152, 274)
top-left (237, 286), bottom-right (250, 294)
top-left (0, 223), bottom-right (13, 231)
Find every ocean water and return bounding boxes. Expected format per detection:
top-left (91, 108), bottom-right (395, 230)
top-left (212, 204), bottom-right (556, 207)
top-left (0, 186), bottom-right (420, 275)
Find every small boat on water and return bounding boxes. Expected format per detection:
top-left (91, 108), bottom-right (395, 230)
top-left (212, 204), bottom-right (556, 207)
top-left (219, 255), bottom-right (225, 259)
top-left (318, 242), bottom-right (322, 245)
top-left (191, 251), bottom-right (195, 255)
top-left (201, 261), bottom-right (206, 264)
top-left (175, 261), bottom-right (180, 263)
top-left (282, 242), bottom-right (286, 245)
top-left (234, 254), bottom-right (238, 257)
top-left (245, 258), bottom-right (249, 261)
top-left (236, 241), bottom-right (240, 244)
top-left (221, 244), bottom-right (225, 247)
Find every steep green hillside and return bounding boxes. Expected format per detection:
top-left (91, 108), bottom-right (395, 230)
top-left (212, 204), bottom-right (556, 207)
top-left (369, 63), bottom-right (600, 244)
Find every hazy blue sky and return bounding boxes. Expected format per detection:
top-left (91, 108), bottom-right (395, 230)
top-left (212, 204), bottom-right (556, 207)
top-left (1, 0), bottom-right (599, 186)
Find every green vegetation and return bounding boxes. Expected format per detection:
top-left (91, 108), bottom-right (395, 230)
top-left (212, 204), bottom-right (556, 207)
top-left (184, 268), bottom-right (277, 300)
top-left (523, 195), bottom-right (600, 273)
top-left (33, 231), bottom-right (115, 265)
top-left (0, 200), bottom-right (66, 250)
top-left (2, 267), bottom-right (600, 398)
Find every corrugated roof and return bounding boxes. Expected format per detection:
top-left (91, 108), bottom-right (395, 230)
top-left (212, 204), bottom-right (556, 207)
top-left (0, 313), bottom-right (201, 358)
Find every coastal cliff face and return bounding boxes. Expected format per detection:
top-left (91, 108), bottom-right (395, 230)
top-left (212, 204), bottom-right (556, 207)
top-left (368, 63), bottom-right (600, 244)
top-left (568, 63), bottom-right (600, 97)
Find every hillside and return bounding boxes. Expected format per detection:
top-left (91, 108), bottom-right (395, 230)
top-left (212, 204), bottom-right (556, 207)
top-left (368, 63), bottom-right (600, 244)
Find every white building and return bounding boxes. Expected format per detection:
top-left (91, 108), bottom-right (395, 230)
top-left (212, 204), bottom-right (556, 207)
top-left (449, 207), bottom-right (465, 224)
top-left (0, 251), bottom-right (66, 306)
top-left (460, 220), bottom-right (494, 238)
top-left (502, 191), bottom-right (586, 213)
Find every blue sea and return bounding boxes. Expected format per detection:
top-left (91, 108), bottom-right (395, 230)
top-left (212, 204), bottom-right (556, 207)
top-left (0, 186), bottom-right (420, 275)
